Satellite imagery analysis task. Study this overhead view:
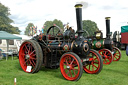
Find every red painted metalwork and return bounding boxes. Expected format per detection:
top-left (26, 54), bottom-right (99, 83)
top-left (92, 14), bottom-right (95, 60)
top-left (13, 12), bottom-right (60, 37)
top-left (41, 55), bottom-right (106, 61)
top-left (83, 50), bottom-right (101, 74)
top-left (19, 42), bottom-right (37, 72)
top-left (60, 54), bottom-right (81, 81)
top-left (112, 47), bottom-right (121, 61)
top-left (99, 49), bottom-right (113, 65)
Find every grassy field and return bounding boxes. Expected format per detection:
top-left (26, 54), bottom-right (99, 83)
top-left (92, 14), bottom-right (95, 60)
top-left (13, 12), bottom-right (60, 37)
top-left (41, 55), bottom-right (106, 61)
top-left (0, 50), bottom-right (128, 85)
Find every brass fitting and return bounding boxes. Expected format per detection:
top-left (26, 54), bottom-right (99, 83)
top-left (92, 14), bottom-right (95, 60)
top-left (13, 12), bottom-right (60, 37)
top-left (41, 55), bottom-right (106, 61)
top-left (75, 4), bottom-right (83, 8)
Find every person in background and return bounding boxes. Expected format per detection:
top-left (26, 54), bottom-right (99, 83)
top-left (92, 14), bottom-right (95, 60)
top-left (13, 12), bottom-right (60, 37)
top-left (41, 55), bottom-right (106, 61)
top-left (126, 45), bottom-right (128, 56)
top-left (42, 26), bottom-right (44, 33)
top-left (0, 49), bottom-right (3, 60)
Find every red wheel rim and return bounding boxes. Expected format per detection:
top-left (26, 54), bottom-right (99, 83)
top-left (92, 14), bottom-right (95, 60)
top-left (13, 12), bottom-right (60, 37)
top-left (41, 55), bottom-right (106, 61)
top-left (19, 42), bottom-right (37, 72)
top-left (60, 54), bottom-right (80, 81)
top-left (99, 49), bottom-right (113, 65)
top-left (83, 50), bottom-right (100, 74)
top-left (113, 47), bottom-right (121, 61)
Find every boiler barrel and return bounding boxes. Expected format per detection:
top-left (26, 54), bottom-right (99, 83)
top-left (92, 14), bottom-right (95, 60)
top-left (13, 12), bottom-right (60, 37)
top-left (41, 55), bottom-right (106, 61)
top-left (92, 39), bottom-right (104, 50)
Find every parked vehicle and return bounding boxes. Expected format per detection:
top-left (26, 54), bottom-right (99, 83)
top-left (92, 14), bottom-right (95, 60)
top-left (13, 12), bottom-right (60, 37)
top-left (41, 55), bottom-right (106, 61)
top-left (19, 4), bottom-right (103, 81)
top-left (87, 17), bottom-right (121, 65)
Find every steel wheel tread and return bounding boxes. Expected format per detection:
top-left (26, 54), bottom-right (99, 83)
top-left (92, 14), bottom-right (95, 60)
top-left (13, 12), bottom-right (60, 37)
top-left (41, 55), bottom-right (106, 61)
top-left (32, 40), bottom-right (43, 73)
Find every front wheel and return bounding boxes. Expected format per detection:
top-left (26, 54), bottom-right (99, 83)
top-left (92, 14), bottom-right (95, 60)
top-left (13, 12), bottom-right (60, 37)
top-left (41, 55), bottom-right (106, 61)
top-left (99, 49), bottom-right (113, 65)
top-left (83, 49), bottom-right (103, 74)
top-left (112, 47), bottom-right (121, 61)
top-left (60, 52), bottom-right (83, 81)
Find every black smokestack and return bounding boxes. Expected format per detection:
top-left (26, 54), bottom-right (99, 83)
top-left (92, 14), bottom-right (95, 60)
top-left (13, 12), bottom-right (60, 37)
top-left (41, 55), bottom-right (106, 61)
top-left (75, 4), bottom-right (84, 36)
top-left (105, 17), bottom-right (111, 38)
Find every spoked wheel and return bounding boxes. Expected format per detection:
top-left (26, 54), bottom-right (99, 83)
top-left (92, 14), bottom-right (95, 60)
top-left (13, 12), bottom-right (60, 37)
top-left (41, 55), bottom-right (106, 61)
top-left (99, 49), bottom-right (113, 65)
top-left (60, 52), bottom-right (83, 81)
top-left (112, 47), bottom-right (121, 61)
top-left (83, 49), bottom-right (103, 74)
top-left (19, 40), bottom-right (43, 73)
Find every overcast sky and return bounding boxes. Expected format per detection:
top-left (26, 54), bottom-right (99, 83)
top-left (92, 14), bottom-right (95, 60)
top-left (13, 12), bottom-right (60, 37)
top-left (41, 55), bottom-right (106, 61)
top-left (0, 0), bottom-right (128, 37)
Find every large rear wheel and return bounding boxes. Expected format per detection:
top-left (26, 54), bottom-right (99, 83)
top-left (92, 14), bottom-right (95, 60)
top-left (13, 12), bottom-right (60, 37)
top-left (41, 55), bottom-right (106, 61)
top-left (83, 49), bottom-right (103, 74)
top-left (99, 49), bottom-right (113, 65)
top-left (19, 40), bottom-right (43, 73)
top-left (60, 52), bottom-right (83, 81)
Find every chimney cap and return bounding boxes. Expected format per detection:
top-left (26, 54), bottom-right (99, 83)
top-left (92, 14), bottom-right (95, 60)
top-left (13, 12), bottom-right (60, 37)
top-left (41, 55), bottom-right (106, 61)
top-left (105, 17), bottom-right (111, 20)
top-left (75, 4), bottom-right (83, 8)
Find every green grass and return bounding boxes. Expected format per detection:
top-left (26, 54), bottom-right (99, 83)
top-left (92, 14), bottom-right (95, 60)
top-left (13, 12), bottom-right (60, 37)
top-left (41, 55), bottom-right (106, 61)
top-left (0, 51), bottom-right (128, 85)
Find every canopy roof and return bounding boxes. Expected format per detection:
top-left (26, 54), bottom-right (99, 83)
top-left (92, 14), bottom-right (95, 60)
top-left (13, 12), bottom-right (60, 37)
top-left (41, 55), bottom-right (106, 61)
top-left (13, 34), bottom-right (32, 40)
top-left (121, 25), bottom-right (128, 33)
top-left (0, 31), bottom-right (22, 40)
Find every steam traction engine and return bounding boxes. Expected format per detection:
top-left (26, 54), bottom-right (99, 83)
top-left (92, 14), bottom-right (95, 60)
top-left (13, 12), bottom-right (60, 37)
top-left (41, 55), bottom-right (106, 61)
top-left (88, 17), bottom-right (121, 65)
top-left (19, 4), bottom-right (103, 81)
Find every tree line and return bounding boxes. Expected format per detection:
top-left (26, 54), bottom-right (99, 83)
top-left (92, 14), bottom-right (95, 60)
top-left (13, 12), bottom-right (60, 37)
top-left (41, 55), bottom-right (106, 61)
top-left (0, 2), bottom-right (99, 36)
top-left (0, 3), bottom-right (20, 34)
top-left (25, 19), bottom-right (99, 37)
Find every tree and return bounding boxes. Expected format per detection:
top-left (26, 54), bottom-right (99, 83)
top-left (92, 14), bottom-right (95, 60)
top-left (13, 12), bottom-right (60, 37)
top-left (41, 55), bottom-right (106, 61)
top-left (43, 19), bottom-right (64, 34)
top-left (24, 23), bottom-right (34, 35)
top-left (8, 25), bottom-right (21, 34)
top-left (0, 3), bottom-right (20, 34)
top-left (82, 20), bottom-right (99, 37)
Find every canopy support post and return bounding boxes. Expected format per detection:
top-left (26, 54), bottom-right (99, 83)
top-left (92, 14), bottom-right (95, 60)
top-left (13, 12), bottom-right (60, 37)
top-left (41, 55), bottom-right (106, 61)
top-left (6, 39), bottom-right (9, 61)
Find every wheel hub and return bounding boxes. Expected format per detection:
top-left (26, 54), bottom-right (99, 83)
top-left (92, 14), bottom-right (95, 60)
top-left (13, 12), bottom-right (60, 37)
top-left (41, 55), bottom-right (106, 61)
top-left (67, 66), bottom-right (70, 69)
top-left (25, 54), bottom-right (30, 59)
top-left (66, 65), bottom-right (74, 70)
top-left (103, 56), bottom-right (106, 59)
top-left (87, 61), bottom-right (92, 64)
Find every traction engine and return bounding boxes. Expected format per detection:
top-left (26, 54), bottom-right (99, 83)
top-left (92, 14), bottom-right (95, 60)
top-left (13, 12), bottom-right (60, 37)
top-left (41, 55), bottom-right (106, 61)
top-left (19, 4), bottom-right (103, 81)
top-left (88, 17), bottom-right (121, 65)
